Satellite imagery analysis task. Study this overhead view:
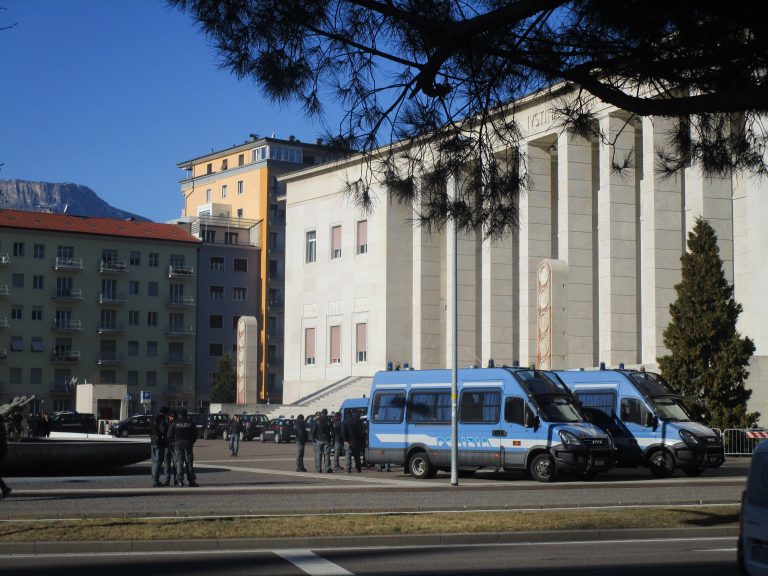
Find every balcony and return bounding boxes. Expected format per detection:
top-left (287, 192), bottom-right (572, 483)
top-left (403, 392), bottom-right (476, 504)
top-left (96, 353), bottom-right (125, 366)
top-left (52, 288), bottom-right (84, 302)
top-left (0, 253), bottom-right (9, 265)
top-left (99, 261), bottom-right (127, 274)
top-left (97, 323), bottom-right (125, 335)
top-left (51, 350), bottom-right (82, 363)
top-left (167, 296), bottom-right (195, 308)
top-left (0, 316), bottom-right (7, 329)
top-left (54, 257), bottom-right (83, 271)
top-left (98, 293), bottom-right (126, 305)
top-left (164, 354), bottom-right (193, 366)
top-left (168, 265), bottom-right (195, 279)
top-left (165, 324), bottom-right (195, 337)
top-left (52, 319), bottom-right (82, 332)
top-left (0, 284), bottom-right (9, 296)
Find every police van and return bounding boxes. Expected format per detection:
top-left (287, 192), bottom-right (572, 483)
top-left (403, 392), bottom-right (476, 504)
top-left (365, 367), bottom-right (613, 482)
top-left (555, 368), bottom-right (725, 477)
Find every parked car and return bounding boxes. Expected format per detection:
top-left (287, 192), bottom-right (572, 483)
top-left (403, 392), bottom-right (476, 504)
top-left (109, 415), bottom-right (152, 437)
top-left (201, 412), bottom-right (230, 439)
top-left (259, 417), bottom-right (297, 443)
top-left (49, 411), bottom-right (97, 434)
top-left (739, 439), bottom-right (768, 576)
top-left (233, 413), bottom-right (270, 441)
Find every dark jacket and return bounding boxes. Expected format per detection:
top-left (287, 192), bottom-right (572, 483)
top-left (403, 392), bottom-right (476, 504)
top-left (332, 418), bottom-right (343, 444)
top-left (342, 415), bottom-right (365, 446)
top-left (294, 418), bottom-right (308, 445)
top-left (150, 414), bottom-right (169, 447)
top-left (230, 418), bottom-right (243, 436)
top-left (168, 415), bottom-right (197, 450)
top-left (313, 414), bottom-right (332, 442)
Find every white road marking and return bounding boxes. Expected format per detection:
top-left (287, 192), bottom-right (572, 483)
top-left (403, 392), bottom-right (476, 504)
top-left (274, 549), bottom-right (354, 575)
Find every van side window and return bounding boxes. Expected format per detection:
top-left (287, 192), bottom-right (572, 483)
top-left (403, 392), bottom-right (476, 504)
top-left (371, 391), bottom-right (405, 423)
top-left (575, 392), bottom-right (615, 417)
top-left (504, 397), bottom-right (532, 426)
top-left (620, 397), bottom-right (644, 425)
top-left (459, 390), bottom-right (500, 423)
top-left (408, 390), bottom-right (451, 423)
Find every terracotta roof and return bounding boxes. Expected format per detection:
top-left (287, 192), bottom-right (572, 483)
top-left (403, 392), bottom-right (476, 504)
top-left (0, 209), bottom-right (200, 244)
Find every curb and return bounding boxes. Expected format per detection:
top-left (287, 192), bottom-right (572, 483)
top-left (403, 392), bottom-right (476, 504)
top-left (0, 526), bottom-right (738, 555)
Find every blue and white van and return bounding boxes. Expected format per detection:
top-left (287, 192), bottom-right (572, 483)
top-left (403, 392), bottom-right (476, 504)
top-left (339, 397), bottom-right (368, 423)
top-left (366, 367), bottom-right (613, 482)
top-left (739, 439), bottom-right (768, 576)
top-left (555, 368), bottom-right (725, 477)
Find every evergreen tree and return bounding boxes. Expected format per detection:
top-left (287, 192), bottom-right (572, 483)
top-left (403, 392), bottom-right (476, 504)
top-left (658, 217), bottom-right (757, 428)
top-left (209, 353), bottom-right (236, 404)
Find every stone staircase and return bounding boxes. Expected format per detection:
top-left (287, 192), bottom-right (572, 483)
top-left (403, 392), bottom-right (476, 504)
top-left (263, 376), bottom-right (373, 419)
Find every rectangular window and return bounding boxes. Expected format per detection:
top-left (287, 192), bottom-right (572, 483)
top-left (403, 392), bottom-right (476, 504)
top-left (210, 315), bottom-right (223, 329)
top-left (305, 230), bottom-right (317, 263)
top-left (149, 252), bottom-right (159, 267)
top-left (331, 225), bottom-right (342, 259)
top-left (372, 391), bottom-right (406, 423)
top-left (11, 306), bottom-right (22, 320)
top-left (329, 325), bottom-right (341, 364)
top-left (211, 256), bottom-right (224, 271)
top-left (237, 208), bottom-right (243, 218)
top-left (10, 367), bottom-right (22, 384)
top-left (128, 341), bottom-right (139, 356)
top-left (459, 390), bottom-right (501, 423)
top-left (408, 390), bottom-right (451, 423)
top-left (31, 337), bottom-right (44, 353)
top-left (305, 327), bottom-right (315, 365)
top-left (57, 246), bottom-right (74, 259)
top-left (127, 371), bottom-right (139, 387)
top-left (129, 310), bottom-right (139, 326)
top-left (148, 282), bottom-right (159, 297)
top-left (130, 251), bottom-right (141, 266)
top-left (206, 163), bottom-right (212, 174)
top-left (33, 275), bottom-right (44, 290)
top-left (269, 232), bottom-right (278, 250)
top-left (210, 285), bottom-right (224, 299)
top-left (147, 311), bottom-right (158, 326)
top-left (356, 322), bottom-right (367, 362)
top-left (221, 184), bottom-right (228, 198)
top-left (11, 336), bottom-right (23, 352)
top-left (146, 371), bottom-right (157, 387)
top-left (205, 188), bottom-right (212, 203)
top-left (147, 341), bottom-right (158, 357)
top-left (237, 180), bottom-right (243, 195)
top-left (269, 260), bottom-right (278, 278)
top-left (34, 243), bottom-right (45, 259)
top-left (234, 258), bottom-right (247, 272)
top-left (357, 220), bottom-right (368, 254)
top-left (221, 158), bottom-right (228, 170)
top-left (12, 273), bottom-right (23, 288)
top-left (504, 397), bottom-right (534, 427)
top-left (224, 232), bottom-right (239, 245)
top-left (13, 242), bottom-right (24, 257)
top-left (209, 343), bottom-right (223, 357)
top-left (203, 230), bottom-right (216, 243)
top-left (233, 287), bottom-right (247, 301)
top-left (238, 153), bottom-right (244, 166)
top-left (129, 280), bottom-right (140, 296)
top-left (32, 307), bottom-right (43, 321)
top-left (100, 309), bottom-right (117, 329)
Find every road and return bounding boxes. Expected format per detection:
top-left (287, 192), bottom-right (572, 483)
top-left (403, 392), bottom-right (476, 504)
top-left (0, 438), bottom-right (749, 519)
top-left (0, 535), bottom-right (740, 575)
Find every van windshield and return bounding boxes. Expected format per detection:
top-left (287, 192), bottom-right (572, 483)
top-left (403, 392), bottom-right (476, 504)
top-left (535, 395), bottom-right (583, 423)
top-left (651, 396), bottom-right (691, 422)
top-left (629, 372), bottom-right (678, 396)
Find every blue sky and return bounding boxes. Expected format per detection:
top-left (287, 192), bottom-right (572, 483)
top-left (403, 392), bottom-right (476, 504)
top-left (0, 0), bottom-right (335, 222)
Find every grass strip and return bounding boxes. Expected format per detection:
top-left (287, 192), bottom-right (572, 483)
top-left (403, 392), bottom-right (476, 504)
top-left (0, 505), bottom-right (738, 542)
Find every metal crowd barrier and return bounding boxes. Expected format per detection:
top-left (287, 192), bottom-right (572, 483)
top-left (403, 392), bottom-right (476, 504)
top-left (722, 428), bottom-right (768, 456)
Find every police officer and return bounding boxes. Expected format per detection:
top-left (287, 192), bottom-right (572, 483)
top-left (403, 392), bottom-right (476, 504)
top-left (313, 408), bottom-right (333, 473)
top-left (294, 414), bottom-right (308, 472)
top-left (343, 412), bottom-right (365, 473)
top-left (168, 408), bottom-right (198, 487)
top-left (150, 406), bottom-right (171, 487)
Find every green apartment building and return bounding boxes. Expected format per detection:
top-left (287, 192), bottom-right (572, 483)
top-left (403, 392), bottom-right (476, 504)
top-left (0, 209), bottom-right (200, 418)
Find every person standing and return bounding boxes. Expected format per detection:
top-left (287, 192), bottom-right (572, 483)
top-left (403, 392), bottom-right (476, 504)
top-left (294, 414), bottom-right (308, 472)
top-left (229, 414), bottom-right (242, 457)
top-left (168, 408), bottom-right (198, 487)
top-left (39, 413), bottom-right (51, 437)
top-left (332, 413), bottom-right (344, 470)
top-left (0, 413), bottom-right (11, 498)
top-left (342, 412), bottom-right (364, 473)
top-left (150, 406), bottom-right (171, 487)
top-left (313, 408), bottom-right (333, 473)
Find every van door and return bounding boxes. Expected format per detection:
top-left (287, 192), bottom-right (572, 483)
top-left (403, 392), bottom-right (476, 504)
top-left (618, 396), bottom-right (656, 465)
top-left (458, 387), bottom-right (502, 468)
top-left (502, 396), bottom-right (535, 469)
top-left (575, 390), bottom-right (642, 467)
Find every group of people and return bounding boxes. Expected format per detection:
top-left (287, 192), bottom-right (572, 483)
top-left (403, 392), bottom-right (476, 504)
top-left (150, 406), bottom-right (199, 488)
top-left (294, 408), bottom-right (366, 474)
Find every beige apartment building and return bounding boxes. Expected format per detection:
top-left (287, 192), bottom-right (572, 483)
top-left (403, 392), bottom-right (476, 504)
top-left (280, 89), bottom-right (768, 424)
top-left (177, 135), bottom-right (343, 402)
top-left (0, 209), bottom-right (200, 417)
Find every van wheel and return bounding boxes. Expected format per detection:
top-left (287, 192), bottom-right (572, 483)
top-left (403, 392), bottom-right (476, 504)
top-left (408, 451), bottom-right (435, 479)
top-left (682, 465), bottom-right (705, 477)
top-left (649, 450), bottom-right (675, 477)
top-left (530, 453), bottom-right (556, 482)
